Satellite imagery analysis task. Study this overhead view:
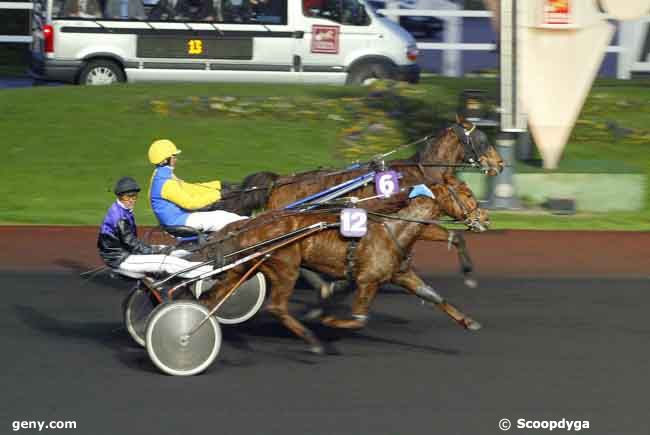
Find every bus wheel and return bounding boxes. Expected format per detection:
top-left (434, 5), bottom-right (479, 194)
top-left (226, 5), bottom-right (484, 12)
top-left (347, 62), bottom-right (394, 86)
top-left (79, 60), bottom-right (125, 86)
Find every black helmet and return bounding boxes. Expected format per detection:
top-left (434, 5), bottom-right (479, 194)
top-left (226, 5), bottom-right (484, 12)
top-left (114, 176), bottom-right (141, 196)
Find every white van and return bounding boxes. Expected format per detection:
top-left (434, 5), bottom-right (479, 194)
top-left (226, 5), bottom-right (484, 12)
top-left (29, 0), bottom-right (420, 85)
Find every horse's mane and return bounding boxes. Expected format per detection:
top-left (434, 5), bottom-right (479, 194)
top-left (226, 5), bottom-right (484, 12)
top-left (411, 128), bottom-right (451, 163)
top-left (210, 171), bottom-right (279, 215)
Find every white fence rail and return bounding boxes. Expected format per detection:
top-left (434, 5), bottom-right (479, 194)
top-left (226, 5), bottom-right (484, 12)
top-left (377, 8), bottom-right (626, 76)
top-left (0, 2), bottom-right (33, 8)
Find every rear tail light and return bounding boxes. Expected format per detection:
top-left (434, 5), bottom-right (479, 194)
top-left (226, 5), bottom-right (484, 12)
top-left (406, 46), bottom-right (419, 61)
top-left (43, 25), bottom-right (54, 53)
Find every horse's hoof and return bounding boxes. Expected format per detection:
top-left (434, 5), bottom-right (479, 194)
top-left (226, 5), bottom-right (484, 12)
top-left (464, 278), bottom-right (478, 288)
top-left (302, 308), bottom-right (324, 321)
top-left (310, 344), bottom-right (325, 355)
top-left (320, 282), bottom-right (335, 300)
top-left (464, 318), bottom-right (482, 331)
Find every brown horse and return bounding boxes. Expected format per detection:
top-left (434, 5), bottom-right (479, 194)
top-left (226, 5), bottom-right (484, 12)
top-left (265, 117), bottom-right (502, 212)
top-left (211, 118), bottom-right (501, 286)
top-left (211, 117), bottom-right (503, 217)
top-left (200, 180), bottom-right (487, 354)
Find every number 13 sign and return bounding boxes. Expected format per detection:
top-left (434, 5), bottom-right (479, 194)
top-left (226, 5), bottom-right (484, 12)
top-left (340, 208), bottom-right (367, 238)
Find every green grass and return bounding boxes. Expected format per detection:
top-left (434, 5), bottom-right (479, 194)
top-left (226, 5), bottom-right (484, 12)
top-left (1, 77), bottom-right (649, 229)
top-left (488, 211), bottom-right (650, 231)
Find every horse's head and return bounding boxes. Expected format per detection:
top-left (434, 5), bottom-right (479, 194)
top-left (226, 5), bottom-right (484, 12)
top-left (432, 176), bottom-right (490, 232)
top-left (450, 115), bottom-right (504, 176)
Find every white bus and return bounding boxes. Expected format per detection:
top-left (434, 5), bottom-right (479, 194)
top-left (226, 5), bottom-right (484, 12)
top-left (29, 0), bottom-right (420, 85)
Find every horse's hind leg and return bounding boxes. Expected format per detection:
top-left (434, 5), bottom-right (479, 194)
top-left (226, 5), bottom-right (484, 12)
top-left (419, 226), bottom-right (476, 288)
top-left (391, 269), bottom-right (481, 331)
top-left (265, 266), bottom-right (325, 355)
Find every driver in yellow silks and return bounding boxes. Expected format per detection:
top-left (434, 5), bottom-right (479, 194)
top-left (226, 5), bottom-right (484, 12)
top-left (148, 139), bottom-right (247, 232)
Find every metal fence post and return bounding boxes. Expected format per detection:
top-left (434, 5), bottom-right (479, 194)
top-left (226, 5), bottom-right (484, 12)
top-left (385, 0), bottom-right (399, 23)
top-left (486, 132), bottom-right (521, 209)
top-left (515, 130), bottom-right (533, 161)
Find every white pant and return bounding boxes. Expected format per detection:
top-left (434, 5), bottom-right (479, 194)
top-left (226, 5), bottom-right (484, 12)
top-left (185, 210), bottom-right (248, 233)
top-left (118, 254), bottom-right (213, 278)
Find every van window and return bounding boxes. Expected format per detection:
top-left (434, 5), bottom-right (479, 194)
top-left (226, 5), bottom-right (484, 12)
top-left (303, 0), bottom-right (370, 26)
top-left (51, 0), bottom-right (287, 24)
top-left (53, 0), bottom-right (104, 18)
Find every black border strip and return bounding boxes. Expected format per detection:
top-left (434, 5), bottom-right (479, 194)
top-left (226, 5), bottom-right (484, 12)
top-left (60, 27), bottom-right (294, 38)
top-left (143, 62), bottom-right (207, 69)
top-left (209, 63), bottom-right (290, 72)
top-left (126, 63), bottom-right (293, 72)
top-left (303, 65), bottom-right (342, 73)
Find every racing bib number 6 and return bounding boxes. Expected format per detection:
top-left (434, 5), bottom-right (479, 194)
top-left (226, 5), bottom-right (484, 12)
top-left (340, 208), bottom-right (367, 238)
top-left (375, 170), bottom-right (399, 197)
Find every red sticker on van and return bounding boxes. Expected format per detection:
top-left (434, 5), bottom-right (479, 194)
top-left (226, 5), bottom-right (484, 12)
top-left (544, 0), bottom-right (571, 24)
top-left (311, 25), bottom-right (340, 54)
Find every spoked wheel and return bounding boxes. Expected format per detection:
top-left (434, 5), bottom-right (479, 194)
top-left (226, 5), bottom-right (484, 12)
top-left (145, 301), bottom-right (221, 376)
top-left (195, 272), bottom-right (267, 325)
top-left (123, 286), bottom-right (159, 347)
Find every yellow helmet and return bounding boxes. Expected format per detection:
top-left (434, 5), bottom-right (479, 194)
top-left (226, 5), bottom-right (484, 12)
top-left (148, 139), bottom-right (181, 165)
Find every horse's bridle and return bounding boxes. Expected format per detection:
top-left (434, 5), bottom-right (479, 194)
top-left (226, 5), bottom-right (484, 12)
top-left (450, 123), bottom-right (488, 172)
top-left (442, 183), bottom-right (485, 232)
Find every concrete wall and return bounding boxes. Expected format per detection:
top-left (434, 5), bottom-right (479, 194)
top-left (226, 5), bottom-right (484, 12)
top-left (460, 172), bottom-right (646, 211)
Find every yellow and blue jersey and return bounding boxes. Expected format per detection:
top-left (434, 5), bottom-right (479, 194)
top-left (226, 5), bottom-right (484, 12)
top-left (149, 166), bottom-right (222, 226)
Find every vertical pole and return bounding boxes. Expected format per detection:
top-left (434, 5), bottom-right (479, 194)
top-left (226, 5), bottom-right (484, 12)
top-left (486, 132), bottom-right (521, 209)
top-left (516, 130), bottom-right (533, 161)
top-left (385, 0), bottom-right (399, 24)
top-left (442, 1), bottom-right (461, 77)
top-left (617, 20), bottom-right (637, 80)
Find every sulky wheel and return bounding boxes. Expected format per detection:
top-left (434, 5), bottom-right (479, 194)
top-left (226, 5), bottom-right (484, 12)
top-left (123, 286), bottom-right (159, 347)
top-left (197, 272), bottom-right (266, 325)
top-left (145, 301), bottom-right (221, 376)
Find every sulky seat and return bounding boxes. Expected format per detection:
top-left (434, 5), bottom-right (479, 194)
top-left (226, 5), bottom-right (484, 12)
top-left (161, 225), bottom-right (209, 248)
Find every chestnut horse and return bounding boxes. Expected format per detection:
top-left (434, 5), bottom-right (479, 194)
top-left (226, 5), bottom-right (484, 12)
top-left (200, 181), bottom-right (487, 354)
top-left (211, 117), bottom-right (501, 286)
top-left (212, 117), bottom-right (503, 217)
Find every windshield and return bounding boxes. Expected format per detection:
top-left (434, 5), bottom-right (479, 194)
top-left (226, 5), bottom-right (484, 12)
top-left (303, 0), bottom-right (371, 26)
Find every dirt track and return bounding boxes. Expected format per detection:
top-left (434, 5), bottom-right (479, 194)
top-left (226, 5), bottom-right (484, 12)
top-left (1, 226), bottom-right (649, 435)
top-left (1, 226), bottom-right (648, 277)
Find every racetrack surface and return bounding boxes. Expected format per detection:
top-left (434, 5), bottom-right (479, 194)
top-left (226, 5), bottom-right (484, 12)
top-left (1, 229), bottom-right (648, 435)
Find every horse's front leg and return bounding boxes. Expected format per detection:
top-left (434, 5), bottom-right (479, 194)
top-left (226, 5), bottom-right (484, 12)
top-left (419, 226), bottom-right (477, 288)
top-left (321, 281), bottom-right (378, 330)
top-left (391, 269), bottom-right (481, 331)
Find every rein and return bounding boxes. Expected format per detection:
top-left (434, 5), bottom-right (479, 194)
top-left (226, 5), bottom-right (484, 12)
top-left (200, 129), bottom-right (486, 199)
top-left (367, 211), bottom-right (462, 226)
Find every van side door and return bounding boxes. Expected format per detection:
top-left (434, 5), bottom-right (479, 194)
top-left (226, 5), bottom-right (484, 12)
top-left (294, 0), bottom-right (376, 84)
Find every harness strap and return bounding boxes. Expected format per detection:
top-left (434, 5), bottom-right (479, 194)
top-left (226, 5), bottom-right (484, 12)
top-left (345, 238), bottom-right (359, 283)
top-left (382, 222), bottom-right (411, 273)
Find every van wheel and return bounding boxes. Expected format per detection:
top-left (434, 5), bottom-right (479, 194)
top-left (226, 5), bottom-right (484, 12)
top-left (79, 60), bottom-right (125, 86)
top-left (347, 62), bottom-right (393, 86)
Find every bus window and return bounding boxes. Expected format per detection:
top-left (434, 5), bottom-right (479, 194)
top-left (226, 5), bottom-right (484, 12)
top-left (302, 0), bottom-right (370, 25)
top-left (55, 0), bottom-right (103, 18)
top-left (104, 0), bottom-right (147, 19)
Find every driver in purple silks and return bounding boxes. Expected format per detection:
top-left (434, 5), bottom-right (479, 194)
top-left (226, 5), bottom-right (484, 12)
top-left (97, 176), bottom-right (213, 279)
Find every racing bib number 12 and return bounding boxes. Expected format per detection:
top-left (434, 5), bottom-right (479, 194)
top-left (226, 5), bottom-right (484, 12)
top-left (340, 208), bottom-right (367, 238)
